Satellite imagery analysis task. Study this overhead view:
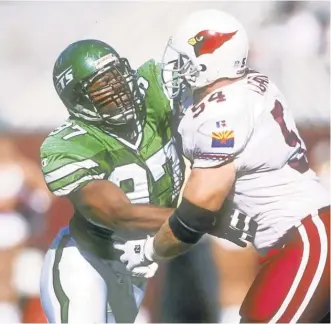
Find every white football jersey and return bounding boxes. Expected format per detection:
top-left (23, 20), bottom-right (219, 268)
top-left (178, 69), bottom-right (329, 253)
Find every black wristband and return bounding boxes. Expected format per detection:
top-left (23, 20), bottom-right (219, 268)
top-left (168, 198), bottom-right (218, 244)
top-left (177, 198), bottom-right (218, 232)
top-left (168, 211), bottom-right (203, 244)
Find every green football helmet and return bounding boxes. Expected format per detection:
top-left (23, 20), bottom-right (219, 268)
top-left (53, 39), bottom-right (144, 126)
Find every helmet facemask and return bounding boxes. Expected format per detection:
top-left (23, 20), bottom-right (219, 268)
top-left (76, 58), bottom-right (143, 127)
top-left (161, 39), bottom-right (195, 122)
top-left (161, 38), bottom-right (199, 100)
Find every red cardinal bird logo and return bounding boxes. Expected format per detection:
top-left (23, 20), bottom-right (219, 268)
top-left (188, 30), bottom-right (237, 57)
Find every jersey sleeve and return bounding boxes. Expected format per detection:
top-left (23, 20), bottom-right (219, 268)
top-left (192, 110), bottom-right (253, 170)
top-left (40, 137), bottom-right (111, 197)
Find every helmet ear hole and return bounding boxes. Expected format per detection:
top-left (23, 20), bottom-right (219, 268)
top-left (76, 93), bottom-right (92, 108)
top-left (200, 64), bottom-right (207, 72)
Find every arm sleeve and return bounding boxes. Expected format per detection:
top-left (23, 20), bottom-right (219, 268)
top-left (192, 110), bottom-right (253, 170)
top-left (40, 143), bottom-right (110, 197)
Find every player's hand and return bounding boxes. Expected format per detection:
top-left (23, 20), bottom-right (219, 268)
top-left (113, 236), bottom-right (155, 271)
top-left (218, 222), bottom-right (248, 247)
top-left (209, 202), bottom-right (258, 248)
top-left (131, 262), bottom-right (159, 279)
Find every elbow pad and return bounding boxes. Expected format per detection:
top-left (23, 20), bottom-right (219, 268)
top-left (168, 198), bottom-right (218, 244)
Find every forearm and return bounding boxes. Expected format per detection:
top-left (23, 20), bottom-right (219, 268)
top-left (113, 203), bottom-right (174, 233)
top-left (153, 220), bottom-right (194, 259)
top-left (69, 180), bottom-right (176, 235)
top-left (149, 164), bottom-right (236, 260)
top-left (78, 202), bottom-right (174, 235)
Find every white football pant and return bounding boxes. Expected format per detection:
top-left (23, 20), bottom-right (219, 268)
top-left (40, 226), bottom-right (147, 323)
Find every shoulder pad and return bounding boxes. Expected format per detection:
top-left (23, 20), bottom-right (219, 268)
top-left (40, 119), bottom-right (104, 155)
top-left (137, 59), bottom-right (163, 86)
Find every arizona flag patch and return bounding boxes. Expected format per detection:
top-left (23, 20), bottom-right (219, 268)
top-left (211, 130), bottom-right (234, 148)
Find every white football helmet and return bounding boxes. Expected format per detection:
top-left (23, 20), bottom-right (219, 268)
top-left (161, 9), bottom-right (249, 99)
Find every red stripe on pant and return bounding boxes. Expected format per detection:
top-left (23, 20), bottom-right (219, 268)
top-left (240, 206), bottom-right (330, 323)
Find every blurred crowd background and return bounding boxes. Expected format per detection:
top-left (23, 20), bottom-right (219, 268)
top-left (0, 1), bottom-right (329, 323)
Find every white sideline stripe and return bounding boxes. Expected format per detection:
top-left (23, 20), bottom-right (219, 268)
top-left (269, 224), bottom-right (310, 323)
top-left (53, 173), bottom-right (105, 196)
top-left (290, 214), bottom-right (328, 323)
top-left (45, 160), bottom-right (98, 184)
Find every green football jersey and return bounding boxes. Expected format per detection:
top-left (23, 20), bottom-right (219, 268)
top-left (40, 60), bottom-right (184, 209)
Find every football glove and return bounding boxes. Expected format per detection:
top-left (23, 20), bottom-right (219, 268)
top-left (113, 236), bottom-right (155, 272)
top-left (209, 200), bottom-right (258, 247)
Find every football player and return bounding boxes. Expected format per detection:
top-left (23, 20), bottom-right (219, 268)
top-left (115, 10), bottom-right (330, 323)
top-left (39, 39), bottom-right (186, 323)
